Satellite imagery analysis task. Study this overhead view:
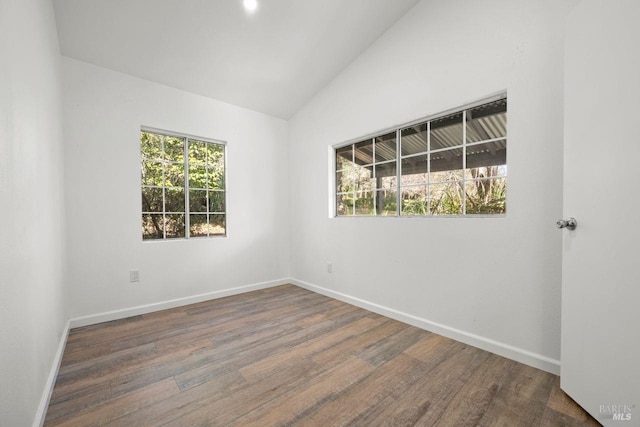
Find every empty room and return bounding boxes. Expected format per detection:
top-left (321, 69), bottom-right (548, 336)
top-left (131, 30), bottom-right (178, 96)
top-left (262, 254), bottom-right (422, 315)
top-left (1, 0), bottom-right (638, 425)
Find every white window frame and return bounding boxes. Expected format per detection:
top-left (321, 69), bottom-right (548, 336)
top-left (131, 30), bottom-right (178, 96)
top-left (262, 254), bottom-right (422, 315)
top-left (332, 93), bottom-right (507, 218)
top-left (141, 127), bottom-right (227, 240)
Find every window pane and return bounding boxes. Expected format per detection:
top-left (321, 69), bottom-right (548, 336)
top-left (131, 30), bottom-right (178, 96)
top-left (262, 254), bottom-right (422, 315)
top-left (207, 166), bottom-right (225, 190)
top-left (336, 193), bottom-right (354, 216)
top-left (336, 170), bottom-right (355, 193)
top-left (356, 180), bottom-right (376, 192)
top-left (165, 188), bottom-right (185, 213)
top-left (431, 112), bottom-right (463, 150)
top-left (164, 136), bottom-right (184, 162)
top-left (205, 143), bottom-right (224, 166)
top-left (189, 189), bottom-right (207, 213)
top-left (209, 191), bottom-right (225, 213)
top-left (165, 214), bottom-right (185, 238)
top-left (465, 140), bottom-right (507, 179)
top-left (430, 148), bottom-right (463, 182)
top-left (355, 166), bottom-right (375, 191)
top-left (354, 191), bottom-right (374, 216)
top-left (400, 154), bottom-right (427, 185)
top-left (141, 132), bottom-right (163, 160)
top-left (142, 214), bottom-right (164, 240)
top-left (401, 186), bottom-right (428, 216)
top-left (188, 140), bottom-right (207, 164)
top-left (141, 160), bottom-right (163, 186)
top-left (375, 190), bottom-right (397, 216)
top-left (189, 164), bottom-right (207, 189)
top-left (189, 214), bottom-right (208, 237)
top-left (378, 175), bottom-right (397, 191)
top-left (375, 132), bottom-right (397, 162)
top-left (336, 145), bottom-right (353, 171)
top-left (375, 161), bottom-right (398, 188)
top-left (209, 214), bottom-right (226, 235)
top-left (466, 177), bottom-right (506, 214)
top-left (164, 162), bottom-right (184, 187)
top-left (466, 99), bottom-right (507, 143)
top-left (354, 139), bottom-right (373, 166)
top-left (142, 187), bottom-right (163, 213)
top-left (401, 123), bottom-right (427, 156)
top-left (429, 182), bottom-right (463, 215)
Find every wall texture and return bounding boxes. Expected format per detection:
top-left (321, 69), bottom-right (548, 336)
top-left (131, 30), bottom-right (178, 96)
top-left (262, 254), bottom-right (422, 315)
top-left (62, 58), bottom-right (290, 320)
top-left (288, 0), bottom-right (577, 373)
top-left (0, 0), bottom-right (68, 424)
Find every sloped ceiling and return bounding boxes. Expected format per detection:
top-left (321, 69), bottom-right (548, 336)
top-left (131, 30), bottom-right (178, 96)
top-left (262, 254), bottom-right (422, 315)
top-left (53, 0), bottom-right (420, 119)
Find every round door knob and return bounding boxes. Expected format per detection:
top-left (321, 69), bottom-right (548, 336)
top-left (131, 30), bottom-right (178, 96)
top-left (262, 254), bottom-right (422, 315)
top-left (557, 217), bottom-right (577, 230)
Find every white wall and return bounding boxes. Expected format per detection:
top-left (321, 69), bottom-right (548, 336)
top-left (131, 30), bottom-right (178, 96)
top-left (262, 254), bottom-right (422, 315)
top-left (62, 59), bottom-right (290, 320)
top-left (0, 0), bottom-right (68, 424)
top-left (289, 0), bottom-right (577, 373)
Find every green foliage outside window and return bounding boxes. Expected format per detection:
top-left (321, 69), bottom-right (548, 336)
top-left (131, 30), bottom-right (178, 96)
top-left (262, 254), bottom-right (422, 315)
top-left (141, 131), bottom-right (226, 240)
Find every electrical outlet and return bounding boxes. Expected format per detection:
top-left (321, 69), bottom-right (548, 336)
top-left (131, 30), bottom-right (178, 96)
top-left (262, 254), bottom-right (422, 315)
top-left (130, 270), bottom-right (140, 282)
top-left (327, 262), bottom-right (332, 273)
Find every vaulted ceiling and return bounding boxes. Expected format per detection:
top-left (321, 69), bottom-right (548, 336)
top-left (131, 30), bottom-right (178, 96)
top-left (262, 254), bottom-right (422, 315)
top-left (53, 0), bottom-right (420, 119)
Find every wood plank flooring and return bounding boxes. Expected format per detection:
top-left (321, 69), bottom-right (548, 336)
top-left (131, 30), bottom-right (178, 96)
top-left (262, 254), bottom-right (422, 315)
top-left (44, 284), bottom-right (599, 426)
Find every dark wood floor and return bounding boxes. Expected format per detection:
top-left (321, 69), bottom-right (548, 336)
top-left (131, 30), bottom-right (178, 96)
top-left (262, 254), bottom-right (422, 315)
top-left (44, 284), bottom-right (599, 426)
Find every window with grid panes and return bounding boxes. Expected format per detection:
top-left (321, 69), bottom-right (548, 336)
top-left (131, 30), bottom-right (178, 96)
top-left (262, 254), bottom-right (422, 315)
top-left (334, 96), bottom-right (506, 216)
top-left (140, 129), bottom-right (226, 239)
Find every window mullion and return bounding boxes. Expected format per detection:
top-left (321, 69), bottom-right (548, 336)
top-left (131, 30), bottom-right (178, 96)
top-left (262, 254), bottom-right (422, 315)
top-left (162, 136), bottom-right (167, 239)
top-left (184, 137), bottom-right (190, 238)
top-left (395, 130), bottom-right (401, 216)
top-left (373, 138), bottom-right (377, 216)
top-left (427, 121), bottom-right (431, 215)
top-left (351, 145), bottom-right (356, 216)
top-left (462, 110), bottom-right (467, 215)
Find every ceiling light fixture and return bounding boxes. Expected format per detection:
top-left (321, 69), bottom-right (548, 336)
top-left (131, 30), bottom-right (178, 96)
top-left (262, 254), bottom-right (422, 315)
top-left (243, 0), bottom-right (258, 13)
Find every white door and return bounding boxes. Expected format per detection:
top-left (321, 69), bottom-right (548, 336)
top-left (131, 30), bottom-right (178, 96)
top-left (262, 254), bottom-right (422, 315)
top-left (561, 0), bottom-right (640, 425)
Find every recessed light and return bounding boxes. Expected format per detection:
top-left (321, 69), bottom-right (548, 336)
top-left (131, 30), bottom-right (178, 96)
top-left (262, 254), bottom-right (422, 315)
top-left (243, 0), bottom-right (258, 13)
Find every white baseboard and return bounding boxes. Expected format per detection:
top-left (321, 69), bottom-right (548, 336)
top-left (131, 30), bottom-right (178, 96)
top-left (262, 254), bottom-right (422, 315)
top-left (69, 278), bottom-right (290, 328)
top-left (33, 319), bottom-right (71, 427)
top-left (290, 278), bottom-right (560, 375)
